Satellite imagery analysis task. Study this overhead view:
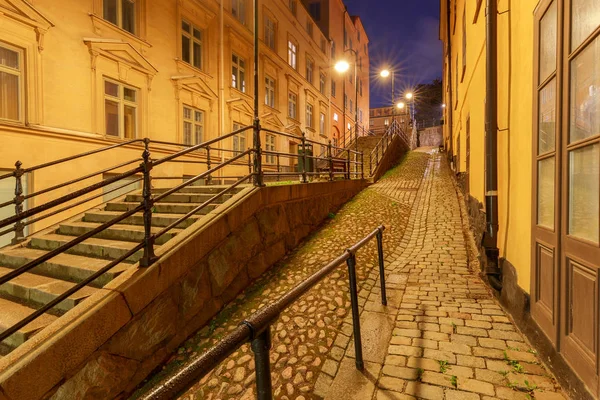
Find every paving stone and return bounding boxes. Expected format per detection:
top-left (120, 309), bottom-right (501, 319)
top-left (457, 378), bottom-right (496, 396)
top-left (404, 381), bottom-right (445, 400)
top-left (382, 366), bottom-right (420, 380)
top-left (375, 390), bottom-right (416, 400)
top-left (457, 355), bottom-right (486, 368)
top-left (445, 389), bottom-right (482, 400)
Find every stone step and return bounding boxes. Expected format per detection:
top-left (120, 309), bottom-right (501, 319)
top-left (125, 192), bottom-right (233, 204)
top-left (57, 221), bottom-right (180, 245)
top-left (104, 201), bottom-right (218, 215)
top-left (0, 247), bottom-right (131, 288)
top-left (29, 234), bottom-right (147, 263)
top-left (0, 297), bottom-right (57, 349)
top-left (82, 210), bottom-right (200, 229)
top-left (151, 185), bottom-right (248, 195)
top-left (0, 266), bottom-right (97, 312)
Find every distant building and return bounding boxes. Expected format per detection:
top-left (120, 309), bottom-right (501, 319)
top-left (369, 106), bottom-right (409, 134)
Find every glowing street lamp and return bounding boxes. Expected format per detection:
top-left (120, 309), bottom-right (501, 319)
top-left (397, 102), bottom-right (405, 109)
top-left (405, 92), bottom-right (414, 100)
top-left (334, 60), bottom-right (350, 73)
top-left (380, 69), bottom-right (391, 78)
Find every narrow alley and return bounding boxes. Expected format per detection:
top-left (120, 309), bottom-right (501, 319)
top-left (137, 150), bottom-right (567, 400)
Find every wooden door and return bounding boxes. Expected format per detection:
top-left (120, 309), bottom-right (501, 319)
top-left (560, 0), bottom-right (600, 394)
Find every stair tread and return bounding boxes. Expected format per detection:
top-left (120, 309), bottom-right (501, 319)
top-left (86, 210), bottom-right (202, 219)
top-left (0, 298), bottom-right (57, 344)
top-left (0, 247), bottom-right (131, 275)
top-left (32, 233), bottom-right (143, 251)
top-left (60, 220), bottom-right (183, 234)
top-left (108, 201), bottom-right (218, 207)
top-left (0, 266), bottom-right (97, 304)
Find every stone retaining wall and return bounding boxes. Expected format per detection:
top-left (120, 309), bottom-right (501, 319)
top-left (371, 135), bottom-right (409, 182)
top-left (0, 180), bottom-right (368, 400)
top-left (418, 126), bottom-right (443, 147)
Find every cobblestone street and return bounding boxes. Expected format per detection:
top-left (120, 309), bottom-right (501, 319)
top-left (138, 149), bottom-right (568, 400)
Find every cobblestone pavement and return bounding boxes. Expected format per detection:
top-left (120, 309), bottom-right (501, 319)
top-left (137, 149), bottom-right (567, 400)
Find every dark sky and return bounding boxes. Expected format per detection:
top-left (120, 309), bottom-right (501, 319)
top-left (344, 0), bottom-right (443, 108)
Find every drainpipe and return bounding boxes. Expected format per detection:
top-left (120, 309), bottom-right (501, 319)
top-left (445, 0), bottom-right (453, 159)
top-left (483, 0), bottom-right (502, 291)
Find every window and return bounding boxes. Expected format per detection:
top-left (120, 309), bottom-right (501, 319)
top-left (265, 134), bottom-right (276, 163)
top-left (288, 40), bottom-right (297, 69)
top-left (320, 38), bottom-right (326, 53)
top-left (0, 43), bottom-right (22, 122)
top-left (344, 28), bottom-right (347, 47)
top-left (288, 0), bottom-right (297, 16)
top-left (358, 30), bottom-right (361, 42)
top-left (104, 80), bottom-right (138, 138)
top-left (359, 109), bottom-right (363, 123)
top-left (349, 99), bottom-right (353, 113)
top-left (359, 78), bottom-right (363, 96)
top-left (306, 21), bottom-right (313, 37)
top-left (319, 112), bottom-right (325, 135)
top-left (461, 5), bottom-right (466, 80)
top-left (344, 94), bottom-right (348, 109)
top-left (232, 0), bottom-right (246, 25)
top-left (320, 73), bottom-right (326, 94)
top-left (181, 20), bottom-right (202, 70)
top-left (331, 80), bottom-right (336, 97)
top-left (309, 3), bottom-right (321, 20)
top-left (103, 0), bottom-right (136, 34)
top-left (265, 75), bottom-right (275, 107)
top-left (183, 106), bottom-right (204, 145)
top-left (331, 41), bottom-right (336, 59)
top-left (288, 92), bottom-right (297, 119)
top-left (265, 16), bottom-right (276, 49)
top-left (306, 58), bottom-right (314, 84)
top-left (349, 39), bottom-right (353, 50)
top-left (232, 53), bottom-right (246, 93)
top-left (232, 122), bottom-right (246, 154)
top-left (306, 103), bottom-right (314, 128)
top-left (384, 119), bottom-right (389, 126)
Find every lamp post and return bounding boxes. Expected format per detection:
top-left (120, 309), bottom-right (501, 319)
top-left (380, 69), bottom-right (395, 127)
top-left (334, 48), bottom-right (359, 139)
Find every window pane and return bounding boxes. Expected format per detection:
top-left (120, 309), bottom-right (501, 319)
top-left (193, 28), bottom-right (202, 40)
top-left (184, 121), bottom-right (192, 145)
top-left (182, 20), bottom-right (191, 33)
top-left (124, 87), bottom-right (136, 102)
top-left (103, 0), bottom-right (118, 25)
top-left (539, 1), bottom-right (557, 83)
top-left (0, 71), bottom-right (19, 120)
top-left (239, 59), bottom-right (245, 69)
top-left (232, 66), bottom-right (238, 88)
top-left (240, 70), bottom-right (245, 92)
top-left (124, 105), bottom-right (136, 138)
top-left (569, 36), bottom-right (600, 143)
top-left (539, 78), bottom-right (556, 153)
top-left (538, 157), bottom-right (555, 229)
top-left (121, 0), bottom-right (136, 34)
top-left (195, 111), bottom-right (203, 122)
top-left (105, 81), bottom-right (119, 97)
top-left (193, 41), bottom-right (201, 68)
top-left (183, 107), bottom-right (191, 119)
top-left (105, 100), bottom-right (119, 136)
top-left (0, 46), bottom-right (19, 69)
top-left (569, 144), bottom-right (599, 243)
top-left (182, 35), bottom-right (190, 63)
top-left (571, 0), bottom-right (600, 51)
top-left (195, 125), bottom-right (203, 144)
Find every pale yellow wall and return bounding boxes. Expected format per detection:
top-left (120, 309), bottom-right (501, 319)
top-left (0, 0), bottom-right (369, 237)
top-left (442, 0), bottom-right (538, 293)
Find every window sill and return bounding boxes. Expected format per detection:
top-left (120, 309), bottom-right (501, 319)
top-left (90, 14), bottom-right (151, 49)
top-left (287, 117), bottom-right (301, 125)
top-left (175, 60), bottom-right (212, 79)
top-left (229, 86), bottom-right (252, 99)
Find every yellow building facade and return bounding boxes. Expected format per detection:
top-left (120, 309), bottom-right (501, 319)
top-left (0, 0), bottom-right (369, 247)
top-left (441, 0), bottom-right (599, 397)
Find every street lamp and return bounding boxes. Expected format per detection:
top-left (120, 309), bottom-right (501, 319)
top-left (334, 48), bottom-right (359, 138)
top-left (335, 60), bottom-right (350, 73)
top-left (405, 92), bottom-right (413, 100)
top-left (396, 102), bottom-right (405, 109)
top-left (379, 68), bottom-right (396, 126)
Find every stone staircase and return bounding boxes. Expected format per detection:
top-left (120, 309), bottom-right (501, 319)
top-left (356, 135), bottom-right (384, 175)
top-left (0, 185), bottom-right (246, 356)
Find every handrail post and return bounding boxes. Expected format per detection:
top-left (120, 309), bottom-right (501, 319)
top-left (251, 326), bottom-right (273, 400)
top-left (346, 252), bottom-right (364, 370)
top-left (328, 140), bottom-right (334, 181)
top-left (376, 145), bottom-right (380, 167)
top-left (253, 119), bottom-right (264, 186)
top-left (205, 146), bottom-right (212, 185)
top-left (301, 132), bottom-right (308, 184)
top-left (11, 161), bottom-right (25, 244)
top-left (276, 153), bottom-right (280, 182)
top-left (140, 138), bottom-right (156, 268)
top-left (369, 153), bottom-right (372, 176)
top-left (376, 229), bottom-right (387, 306)
top-left (248, 149), bottom-right (252, 177)
top-left (361, 151), bottom-right (364, 180)
top-left (346, 148), bottom-right (351, 180)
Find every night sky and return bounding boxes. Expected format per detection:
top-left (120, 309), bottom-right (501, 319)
top-left (344, 0), bottom-right (442, 108)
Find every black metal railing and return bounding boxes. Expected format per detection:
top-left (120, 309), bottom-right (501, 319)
top-left (136, 225), bottom-right (387, 400)
top-left (368, 120), bottom-right (410, 177)
top-left (0, 121), bottom-right (367, 346)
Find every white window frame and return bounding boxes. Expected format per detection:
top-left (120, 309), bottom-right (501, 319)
top-left (181, 19), bottom-right (203, 70)
top-left (232, 122), bottom-right (247, 154)
top-left (265, 16), bottom-right (276, 49)
top-left (319, 73), bottom-right (326, 94)
top-left (319, 112), bottom-right (325, 136)
top-left (0, 41), bottom-right (24, 123)
top-left (265, 75), bottom-right (276, 108)
top-left (288, 40), bottom-right (297, 69)
top-left (288, 91), bottom-right (297, 119)
top-left (265, 133), bottom-right (276, 163)
top-left (232, 53), bottom-right (246, 93)
top-left (232, 0), bottom-right (246, 25)
top-left (306, 103), bottom-right (314, 128)
top-left (306, 57), bottom-right (314, 84)
top-left (103, 0), bottom-right (137, 35)
top-left (104, 79), bottom-right (138, 139)
top-left (183, 105), bottom-right (204, 145)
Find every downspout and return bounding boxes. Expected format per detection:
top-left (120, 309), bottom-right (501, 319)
top-left (219, 0), bottom-right (226, 177)
top-left (483, 0), bottom-right (502, 291)
top-left (445, 0), bottom-right (453, 159)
